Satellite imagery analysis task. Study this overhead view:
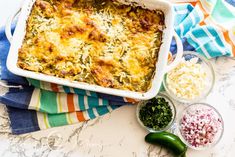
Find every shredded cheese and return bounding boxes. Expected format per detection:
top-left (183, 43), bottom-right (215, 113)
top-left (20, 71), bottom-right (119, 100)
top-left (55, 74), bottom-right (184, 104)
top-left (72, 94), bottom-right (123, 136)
top-left (18, 0), bottom-right (165, 92)
top-left (166, 58), bottom-right (207, 99)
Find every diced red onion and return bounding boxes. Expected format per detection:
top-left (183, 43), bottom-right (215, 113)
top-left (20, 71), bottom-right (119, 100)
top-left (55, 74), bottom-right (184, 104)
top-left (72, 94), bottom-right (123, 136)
top-left (180, 107), bottom-right (222, 148)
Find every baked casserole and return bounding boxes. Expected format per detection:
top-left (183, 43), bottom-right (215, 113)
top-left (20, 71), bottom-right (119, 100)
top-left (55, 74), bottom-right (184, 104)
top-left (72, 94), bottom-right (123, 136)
top-left (17, 0), bottom-right (165, 92)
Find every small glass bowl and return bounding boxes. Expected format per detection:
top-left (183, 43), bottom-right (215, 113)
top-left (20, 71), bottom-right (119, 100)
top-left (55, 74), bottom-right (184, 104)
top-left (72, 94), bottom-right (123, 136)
top-left (136, 93), bottom-right (176, 132)
top-left (177, 103), bottom-right (224, 150)
top-left (163, 51), bottom-right (215, 104)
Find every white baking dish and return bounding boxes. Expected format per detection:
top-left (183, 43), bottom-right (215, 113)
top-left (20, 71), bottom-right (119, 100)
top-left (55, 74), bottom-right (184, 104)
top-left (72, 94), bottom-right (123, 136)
top-left (5, 0), bottom-right (183, 100)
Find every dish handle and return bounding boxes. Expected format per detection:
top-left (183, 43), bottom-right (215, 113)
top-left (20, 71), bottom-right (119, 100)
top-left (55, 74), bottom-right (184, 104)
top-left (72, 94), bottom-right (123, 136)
top-left (5, 8), bottom-right (21, 43)
top-left (165, 32), bottom-right (183, 72)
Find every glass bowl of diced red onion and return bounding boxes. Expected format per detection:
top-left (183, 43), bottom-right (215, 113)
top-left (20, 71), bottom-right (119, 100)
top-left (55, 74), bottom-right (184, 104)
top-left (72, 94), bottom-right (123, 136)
top-left (177, 103), bottom-right (224, 150)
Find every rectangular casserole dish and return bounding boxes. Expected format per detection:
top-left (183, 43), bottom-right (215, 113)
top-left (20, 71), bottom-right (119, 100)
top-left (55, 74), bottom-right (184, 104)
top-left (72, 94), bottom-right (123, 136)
top-left (6, 0), bottom-right (183, 100)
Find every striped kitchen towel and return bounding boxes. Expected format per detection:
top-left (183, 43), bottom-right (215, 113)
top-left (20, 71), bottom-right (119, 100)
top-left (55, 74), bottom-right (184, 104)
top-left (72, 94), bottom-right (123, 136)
top-left (0, 0), bottom-right (235, 134)
top-left (171, 0), bottom-right (235, 57)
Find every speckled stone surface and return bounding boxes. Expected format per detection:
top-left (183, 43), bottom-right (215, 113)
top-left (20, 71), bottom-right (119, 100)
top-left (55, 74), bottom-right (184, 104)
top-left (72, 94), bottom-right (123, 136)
top-left (1, 1), bottom-right (235, 156)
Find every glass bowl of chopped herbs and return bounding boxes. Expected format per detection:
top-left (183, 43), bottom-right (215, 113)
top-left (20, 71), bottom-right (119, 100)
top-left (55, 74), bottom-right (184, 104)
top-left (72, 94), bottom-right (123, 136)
top-left (136, 93), bottom-right (176, 132)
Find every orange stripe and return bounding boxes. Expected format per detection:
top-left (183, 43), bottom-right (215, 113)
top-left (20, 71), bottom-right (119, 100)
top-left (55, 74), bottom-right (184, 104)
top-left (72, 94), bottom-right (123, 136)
top-left (223, 31), bottom-right (235, 56)
top-left (67, 94), bottom-right (75, 112)
top-left (202, 15), bottom-right (226, 32)
top-left (199, 20), bottom-right (206, 26)
top-left (168, 53), bottom-right (173, 62)
top-left (197, 1), bottom-right (209, 18)
top-left (125, 98), bottom-right (138, 103)
top-left (176, 1), bottom-right (198, 6)
top-left (196, 2), bottom-right (209, 26)
top-left (76, 111), bottom-right (86, 121)
top-left (51, 83), bottom-right (59, 92)
top-left (190, 1), bottom-right (198, 7)
top-left (197, 2), bottom-right (227, 32)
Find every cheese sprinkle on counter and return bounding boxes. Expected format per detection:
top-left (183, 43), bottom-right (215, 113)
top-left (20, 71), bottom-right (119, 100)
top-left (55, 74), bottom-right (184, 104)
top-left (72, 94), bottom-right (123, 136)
top-left (166, 58), bottom-right (207, 100)
top-left (17, 0), bottom-right (165, 92)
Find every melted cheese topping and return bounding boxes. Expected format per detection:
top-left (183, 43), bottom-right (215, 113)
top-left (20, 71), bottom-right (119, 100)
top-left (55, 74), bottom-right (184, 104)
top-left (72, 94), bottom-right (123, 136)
top-left (18, 0), bottom-right (165, 92)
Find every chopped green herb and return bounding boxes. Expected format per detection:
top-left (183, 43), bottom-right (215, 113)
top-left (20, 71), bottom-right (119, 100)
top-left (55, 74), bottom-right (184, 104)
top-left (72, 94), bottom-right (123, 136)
top-left (139, 97), bottom-right (173, 130)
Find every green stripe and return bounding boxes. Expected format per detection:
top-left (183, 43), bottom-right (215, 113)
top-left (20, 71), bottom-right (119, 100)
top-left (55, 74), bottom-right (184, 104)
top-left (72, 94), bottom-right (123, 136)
top-left (47, 113), bottom-right (68, 127)
top-left (27, 78), bottom-right (41, 88)
top-left (206, 0), bottom-right (213, 3)
top-left (212, 0), bottom-right (235, 24)
top-left (63, 86), bottom-right (70, 93)
top-left (96, 106), bottom-right (109, 116)
top-left (88, 97), bottom-right (99, 108)
top-left (78, 95), bottom-right (85, 110)
top-left (40, 90), bottom-right (58, 113)
top-left (43, 113), bottom-right (50, 128)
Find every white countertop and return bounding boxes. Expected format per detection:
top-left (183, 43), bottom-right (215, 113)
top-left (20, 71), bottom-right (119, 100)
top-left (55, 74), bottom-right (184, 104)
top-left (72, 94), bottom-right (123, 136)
top-left (1, 1), bottom-right (235, 157)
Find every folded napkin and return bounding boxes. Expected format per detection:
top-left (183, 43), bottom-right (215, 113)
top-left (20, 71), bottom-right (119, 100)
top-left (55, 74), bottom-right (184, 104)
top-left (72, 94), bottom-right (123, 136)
top-left (0, 0), bottom-right (235, 134)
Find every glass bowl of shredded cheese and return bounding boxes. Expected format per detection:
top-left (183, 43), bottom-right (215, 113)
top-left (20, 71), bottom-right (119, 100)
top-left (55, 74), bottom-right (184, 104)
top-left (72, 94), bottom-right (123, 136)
top-left (163, 51), bottom-right (215, 103)
top-left (177, 103), bottom-right (224, 150)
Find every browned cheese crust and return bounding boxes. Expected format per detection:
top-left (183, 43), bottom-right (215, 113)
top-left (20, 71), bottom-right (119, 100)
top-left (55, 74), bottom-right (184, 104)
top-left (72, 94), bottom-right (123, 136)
top-left (18, 0), bottom-right (165, 92)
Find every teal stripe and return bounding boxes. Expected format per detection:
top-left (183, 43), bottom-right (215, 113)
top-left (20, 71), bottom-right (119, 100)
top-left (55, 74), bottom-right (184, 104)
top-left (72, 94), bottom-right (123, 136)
top-left (201, 27), bottom-right (230, 56)
top-left (73, 88), bottom-right (86, 95)
top-left (89, 91), bottom-right (97, 97)
top-left (47, 113), bottom-right (68, 127)
top-left (175, 5), bottom-right (203, 37)
top-left (63, 86), bottom-right (70, 93)
top-left (207, 27), bottom-right (228, 50)
top-left (110, 105), bottom-right (120, 110)
top-left (203, 42), bottom-right (224, 57)
top-left (96, 106), bottom-right (109, 116)
top-left (192, 29), bottom-right (211, 44)
top-left (190, 28), bottom-right (230, 57)
top-left (186, 32), bottom-right (208, 58)
top-left (192, 7), bottom-right (203, 25)
top-left (88, 97), bottom-right (99, 108)
top-left (40, 90), bottom-right (58, 113)
top-left (27, 78), bottom-right (41, 88)
top-left (87, 108), bottom-right (96, 119)
top-left (102, 99), bottom-right (109, 106)
top-left (194, 46), bottom-right (209, 58)
top-left (174, 4), bottom-right (193, 11)
top-left (174, 4), bottom-right (193, 26)
top-left (78, 95), bottom-right (85, 110)
top-left (176, 14), bottom-right (193, 36)
top-left (186, 33), bottom-right (200, 48)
